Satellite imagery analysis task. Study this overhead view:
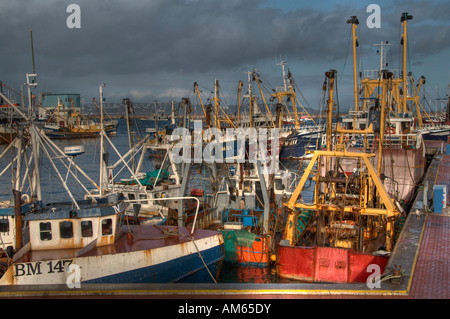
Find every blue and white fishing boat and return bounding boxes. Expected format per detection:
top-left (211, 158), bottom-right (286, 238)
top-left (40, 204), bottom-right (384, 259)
top-left (0, 83), bottom-right (225, 285)
top-left (0, 195), bottom-right (224, 285)
top-left (279, 128), bottom-right (322, 160)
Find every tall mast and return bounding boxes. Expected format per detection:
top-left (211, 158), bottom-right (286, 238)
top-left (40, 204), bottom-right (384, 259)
top-left (171, 100), bottom-right (176, 125)
top-left (373, 41), bottom-right (391, 74)
top-left (247, 71), bottom-right (253, 128)
top-left (279, 61), bottom-right (288, 92)
top-left (274, 60), bottom-right (299, 129)
top-left (347, 16), bottom-right (359, 111)
top-left (237, 80), bottom-right (243, 127)
top-left (99, 84), bottom-right (107, 195)
top-left (401, 12), bottom-right (413, 114)
top-left (214, 79), bottom-right (220, 128)
top-left (123, 98), bottom-right (136, 173)
top-left (325, 70), bottom-right (336, 152)
top-left (377, 71), bottom-right (389, 178)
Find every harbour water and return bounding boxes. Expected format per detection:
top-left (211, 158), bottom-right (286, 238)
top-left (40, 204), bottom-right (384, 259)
top-left (0, 118), bottom-right (313, 284)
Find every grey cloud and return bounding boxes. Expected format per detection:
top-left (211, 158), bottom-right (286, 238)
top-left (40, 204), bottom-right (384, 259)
top-left (1, 0), bottom-right (448, 105)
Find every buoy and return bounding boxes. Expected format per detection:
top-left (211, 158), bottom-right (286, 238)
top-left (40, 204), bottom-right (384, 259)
top-left (270, 254), bottom-right (277, 262)
top-left (127, 232), bottom-right (133, 244)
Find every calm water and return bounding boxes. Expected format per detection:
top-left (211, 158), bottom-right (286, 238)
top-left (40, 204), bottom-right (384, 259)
top-left (0, 119), bottom-right (158, 202)
top-left (0, 118), bottom-right (313, 283)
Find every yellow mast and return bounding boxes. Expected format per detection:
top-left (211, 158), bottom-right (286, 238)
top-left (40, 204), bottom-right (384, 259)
top-left (271, 61), bottom-right (299, 129)
top-left (401, 12), bottom-right (413, 114)
top-left (247, 71), bottom-right (253, 128)
top-left (210, 80), bottom-right (235, 129)
top-left (214, 79), bottom-right (220, 128)
top-left (237, 80), bottom-right (243, 126)
top-left (347, 16), bottom-right (359, 111)
top-left (253, 71), bottom-right (275, 128)
top-left (282, 69), bottom-right (400, 250)
top-left (282, 70), bottom-right (336, 246)
top-left (377, 70), bottom-right (389, 178)
top-left (325, 70), bottom-right (336, 152)
top-left (194, 82), bottom-right (210, 128)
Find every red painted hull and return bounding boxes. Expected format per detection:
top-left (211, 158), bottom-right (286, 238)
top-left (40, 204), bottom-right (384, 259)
top-left (276, 245), bottom-right (388, 283)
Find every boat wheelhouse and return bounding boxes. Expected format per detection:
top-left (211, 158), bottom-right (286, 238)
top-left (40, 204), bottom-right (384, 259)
top-left (0, 193), bottom-right (224, 285)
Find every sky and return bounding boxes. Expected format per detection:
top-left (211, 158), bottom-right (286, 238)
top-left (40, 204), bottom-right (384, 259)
top-left (1, 0), bottom-right (449, 113)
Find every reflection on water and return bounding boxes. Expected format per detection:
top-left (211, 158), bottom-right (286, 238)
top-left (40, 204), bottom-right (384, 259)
top-left (218, 263), bottom-right (301, 283)
top-left (0, 119), bottom-right (158, 203)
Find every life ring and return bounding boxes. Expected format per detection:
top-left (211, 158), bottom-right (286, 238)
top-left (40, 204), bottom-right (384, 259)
top-left (385, 127), bottom-right (395, 134)
top-left (21, 194), bottom-right (30, 203)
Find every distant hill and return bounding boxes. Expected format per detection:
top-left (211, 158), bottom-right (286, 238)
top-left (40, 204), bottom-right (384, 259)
top-left (83, 100), bottom-right (323, 117)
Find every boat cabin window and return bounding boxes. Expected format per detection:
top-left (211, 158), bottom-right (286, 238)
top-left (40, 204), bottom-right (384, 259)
top-left (59, 221), bottom-right (73, 239)
top-left (401, 122), bottom-right (410, 133)
top-left (275, 179), bottom-right (285, 191)
top-left (243, 181), bottom-right (252, 193)
top-left (39, 222), bottom-right (52, 241)
top-left (81, 220), bottom-right (93, 237)
top-left (102, 219), bottom-right (113, 236)
top-left (139, 194), bottom-right (148, 204)
top-left (128, 193), bottom-right (136, 201)
top-left (0, 218), bottom-right (9, 232)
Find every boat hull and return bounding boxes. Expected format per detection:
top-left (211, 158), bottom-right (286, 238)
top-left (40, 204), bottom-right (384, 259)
top-left (279, 131), bottom-right (321, 160)
top-left (421, 128), bottom-right (450, 142)
top-left (0, 226), bottom-right (224, 285)
top-left (43, 123), bottom-right (118, 139)
top-left (276, 245), bottom-right (388, 283)
top-left (221, 230), bottom-right (270, 267)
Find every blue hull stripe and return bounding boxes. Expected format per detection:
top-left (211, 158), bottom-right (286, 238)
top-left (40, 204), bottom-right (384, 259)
top-left (83, 244), bottom-right (224, 284)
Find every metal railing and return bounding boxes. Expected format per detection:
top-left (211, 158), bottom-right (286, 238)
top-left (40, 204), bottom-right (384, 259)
top-left (323, 132), bottom-right (422, 150)
top-left (124, 196), bottom-right (201, 234)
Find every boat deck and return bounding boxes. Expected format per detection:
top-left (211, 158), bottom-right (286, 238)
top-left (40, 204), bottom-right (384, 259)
top-left (14, 225), bottom-right (218, 263)
top-left (0, 153), bottom-right (448, 299)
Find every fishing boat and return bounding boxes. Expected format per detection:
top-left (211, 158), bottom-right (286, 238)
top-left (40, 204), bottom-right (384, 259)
top-left (0, 82), bottom-right (225, 285)
top-left (97, 141), bottom-right (185, 226)
top-left (419, 91), bottom-right (450, 141)
top-left (0, 125), bottom-right (17, 145)
top-left (0, 194), bottom-right (224, 285)
top-left (0, 102), bottom-right (23, 145)
top-left (214, 159), bottom-right (297, 267)
top-left (43, 96), bottom-right (118, 139)
top-left (333, 14), bottom-right (426, 206)
top-left (0, 191), bottom-right (37, 266)
top-left (269, 61), bottom-right (324, 160)
top-left (93, 98), bottom-right (212, 226)
top-left (275, 69), bottom-right (403, 284)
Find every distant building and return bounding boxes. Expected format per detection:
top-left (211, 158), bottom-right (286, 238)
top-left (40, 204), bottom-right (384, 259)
top-left (38, 93), bottom-right (81, 120)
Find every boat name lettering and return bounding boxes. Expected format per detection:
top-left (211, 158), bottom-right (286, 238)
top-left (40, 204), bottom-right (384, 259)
top-left (14, 260), bottom-right (73, 277)
top-left (114, 202), bottom-right (125, 213)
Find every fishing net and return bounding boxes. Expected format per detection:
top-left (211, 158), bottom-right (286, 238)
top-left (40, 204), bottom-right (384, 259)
top-left (123, 169), bottom-right (169, 186)
top-left (220, 230), bottom-right (257, 263)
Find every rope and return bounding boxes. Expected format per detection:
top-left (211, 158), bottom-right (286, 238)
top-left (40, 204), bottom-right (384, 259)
top-left (124, 218), bottom-right (218, 283)
top-left (185, 234), bottom-right (218, 284)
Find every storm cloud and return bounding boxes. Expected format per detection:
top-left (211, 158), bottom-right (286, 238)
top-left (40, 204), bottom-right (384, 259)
top-left (1, 0), bottom-right (449, 108)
